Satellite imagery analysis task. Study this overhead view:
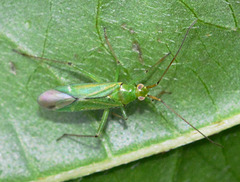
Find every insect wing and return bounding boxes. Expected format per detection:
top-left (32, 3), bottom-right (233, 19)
top-left (46, 82), bottom-right (123, 112)
top-left (55, 82), bottom-right (122, 99)
top-left (38, 89), bottom-right (76, 110)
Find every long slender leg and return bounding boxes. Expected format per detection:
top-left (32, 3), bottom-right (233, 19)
top-left (56, 109), bottom-right (110, 141)
top-left (139, 53), bottom-right (171, 84)
top-left (120, 106), bottom-right (128, 120)
top-left (148, 95), bottom-right (222, 147)
top-left (103, 28), bottom-right (121, 82)
top-left (156, 90), bottom-right (172, 98)
top-left (112, 112), bottom-right (124, 119)
top-left (103, 29), bottom-right (128, 122)
top-left (95, 109), bottom-right (110, 136)
top-left (145, 52), bottom-right (171, 73)
top-left (13, 49), bottom-right (103, 83)
top-left (111, 107), bottom-right (128, 120)
top-left (112, 107), bottom-right (128, 120)
top-left (147, 19), bottom-right (198, 89)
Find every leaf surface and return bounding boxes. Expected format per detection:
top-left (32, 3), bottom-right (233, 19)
top-left (0, 0), bottom-right (240, 181)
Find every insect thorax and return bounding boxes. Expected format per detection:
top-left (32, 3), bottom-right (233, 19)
top-left (109, 83), bottom-right (149, 105)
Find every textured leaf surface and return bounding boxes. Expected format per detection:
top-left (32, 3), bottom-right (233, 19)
top-left (1, 0), bottom-right (240, 182)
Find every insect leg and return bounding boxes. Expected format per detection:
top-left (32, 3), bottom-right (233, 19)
top-left (147, 95), bottom-right (222, 147)
top-left (95, 109), bottom-right (110, 136)
top-left (140, 53), bottom-right (171, 84)
top-left (155, 91), bottom-right (172, 98)
top-left (56, 109), bottom-right (110, 141)
top-left (120, 106), bottom-right (128, 120)
top-left (112, 107), bottom-right (128, 120)
top-left (13, 49), bottom-right (103, 83)
top-left (104, 28), bottom-right (120, 82)
top-left (145, 52), bottom-right (171, 74)
top-left (147, 19), bottom-right (198, 89)
top-left (112, 112), bottom-right (125, 119)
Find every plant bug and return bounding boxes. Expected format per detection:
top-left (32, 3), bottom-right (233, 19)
top-left (14, 19), bottom-right (222, 147)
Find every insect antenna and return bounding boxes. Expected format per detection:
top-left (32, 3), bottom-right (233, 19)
top-left (147, 19), bottom-right (198, 89)
top-left (12, 49), bottom-right (102, 82)
top-left (148, 95), bottom-right (223, 148)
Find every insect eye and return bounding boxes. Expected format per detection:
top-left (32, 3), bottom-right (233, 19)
top-left (138, 96), bottom-right (145, 101)
top-left (137, 84), bottom-right (144, 90)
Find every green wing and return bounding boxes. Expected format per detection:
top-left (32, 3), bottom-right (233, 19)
top-left (55, 82), bottom-right (122, 99)
top-left (54, 82), bottom-right (123, 112)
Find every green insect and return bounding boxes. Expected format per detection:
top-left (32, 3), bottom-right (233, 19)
top-left (14, 20), bottom-right (221, 146)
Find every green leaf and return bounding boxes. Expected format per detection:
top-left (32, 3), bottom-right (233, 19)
top-left (1, 0), bottom-right (240, 182)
